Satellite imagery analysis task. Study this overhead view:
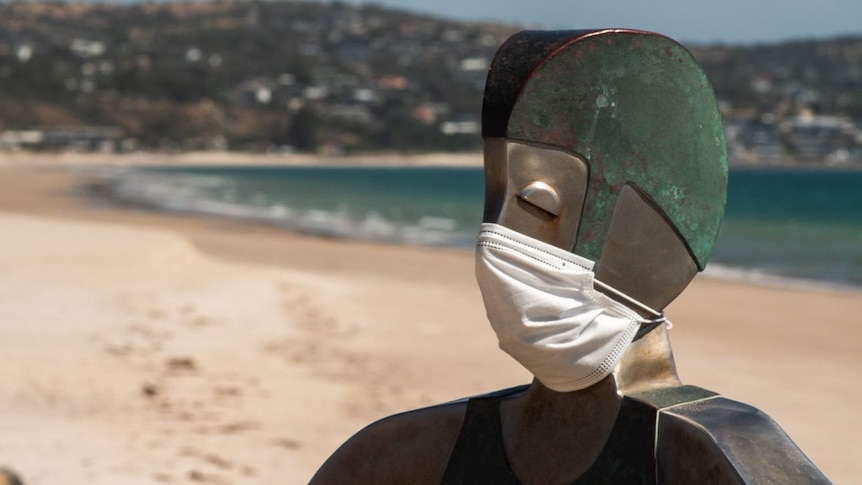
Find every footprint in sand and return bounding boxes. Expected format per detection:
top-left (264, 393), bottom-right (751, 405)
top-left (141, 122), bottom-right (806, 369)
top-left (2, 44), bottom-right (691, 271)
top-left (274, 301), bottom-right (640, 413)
top-left (165, 357), bottom-right (198, 374)
top-left (179, 447), bottom-right (260, 484)
top-left (272, 437), bottom-right (302, 450)
top-left (102, 322), bottom-right (167, 358)
top-left (277, 282), bottom-right (350, 336)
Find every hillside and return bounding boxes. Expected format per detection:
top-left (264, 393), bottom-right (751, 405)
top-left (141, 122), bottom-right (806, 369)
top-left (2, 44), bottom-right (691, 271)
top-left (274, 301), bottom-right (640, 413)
top-left (0, 1), bottom-right (860, 161)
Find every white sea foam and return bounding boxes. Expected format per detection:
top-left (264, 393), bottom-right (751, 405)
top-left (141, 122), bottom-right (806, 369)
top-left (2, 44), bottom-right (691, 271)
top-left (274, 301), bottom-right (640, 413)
top-left (97, 169), bottom-right (472, 247)
top-left (104, 181), bottom-right (472, 246)
top-left (702, 263), bottom-right (862, 294)
top-left (419, 216), bottom-right (458, 231)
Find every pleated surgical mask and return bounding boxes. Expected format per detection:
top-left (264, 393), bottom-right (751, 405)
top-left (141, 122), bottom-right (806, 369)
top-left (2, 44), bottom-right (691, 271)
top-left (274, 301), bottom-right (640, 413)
top-left (475, 223), bottom-right (667, 392)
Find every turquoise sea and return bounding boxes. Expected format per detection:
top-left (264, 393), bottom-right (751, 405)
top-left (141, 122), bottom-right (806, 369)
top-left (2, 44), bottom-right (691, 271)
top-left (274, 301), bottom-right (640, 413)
top-left (89, 165), bottom-right (862, 290)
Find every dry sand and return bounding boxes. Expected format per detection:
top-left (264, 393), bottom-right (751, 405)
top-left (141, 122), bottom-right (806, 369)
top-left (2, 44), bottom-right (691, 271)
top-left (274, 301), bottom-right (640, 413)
top-left (0, 162), bottom-right (859, 484)
top-left (0, 150), bottom-right (484, 168)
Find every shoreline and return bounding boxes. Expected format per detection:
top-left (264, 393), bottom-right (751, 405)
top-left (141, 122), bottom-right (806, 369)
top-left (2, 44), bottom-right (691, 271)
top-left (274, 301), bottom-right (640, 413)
top-left (0, 150), bottom-right (485, 168)
top-left (75, 160), bottom-right (862, 296)
top-left (2, 149), bottom-right (862, 171)
top-left (701, 263), bottom-right (862, 296)
top-left (1, 163), bottom-right (860, 483)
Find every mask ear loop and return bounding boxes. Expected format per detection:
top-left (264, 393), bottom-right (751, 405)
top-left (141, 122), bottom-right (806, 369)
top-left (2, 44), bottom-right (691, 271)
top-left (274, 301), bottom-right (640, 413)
top-left (594, 279), bottom-right (674, 337)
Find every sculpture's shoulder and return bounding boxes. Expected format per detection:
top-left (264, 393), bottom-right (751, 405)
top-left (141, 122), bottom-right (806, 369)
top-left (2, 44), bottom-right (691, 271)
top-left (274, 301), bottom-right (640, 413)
top-left (309, 398), bottom-right (469, 485)
top-left (628, 386), bottom-right (831, 484)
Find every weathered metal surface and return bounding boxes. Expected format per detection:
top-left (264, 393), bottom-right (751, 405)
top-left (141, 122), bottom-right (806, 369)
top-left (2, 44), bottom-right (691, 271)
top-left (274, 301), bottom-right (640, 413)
top-left (657, 397), bottom-right (832, 484)
top-left (486, 29), bottom-right (727, 269)
top-left (596, 184), bottom-right (699, 310)
top-left (629, 384), bottom-right (719, 409)
top-left (483, 30), bottom-right (595, 138)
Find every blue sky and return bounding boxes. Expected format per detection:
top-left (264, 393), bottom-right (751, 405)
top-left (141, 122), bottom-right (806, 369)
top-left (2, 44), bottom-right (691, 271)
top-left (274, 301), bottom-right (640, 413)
top-left (340, 0), bottom-right (862, 45)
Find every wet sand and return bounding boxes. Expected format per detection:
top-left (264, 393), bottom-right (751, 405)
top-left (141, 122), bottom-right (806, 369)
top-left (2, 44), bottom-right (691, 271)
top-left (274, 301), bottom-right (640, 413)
top-left (0, 161), bottom-right (859, 484)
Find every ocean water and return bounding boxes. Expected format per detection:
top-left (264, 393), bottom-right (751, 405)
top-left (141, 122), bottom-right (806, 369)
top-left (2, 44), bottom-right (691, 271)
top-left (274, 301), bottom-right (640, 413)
top-left (88, 164), bottom-right (862, 290)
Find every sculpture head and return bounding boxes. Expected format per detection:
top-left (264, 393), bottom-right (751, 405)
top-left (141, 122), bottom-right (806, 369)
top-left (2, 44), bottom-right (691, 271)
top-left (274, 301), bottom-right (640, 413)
top-left (480, 30), bottom-right (727, 391)
top-left (482, 29), bottom-right (727, 312)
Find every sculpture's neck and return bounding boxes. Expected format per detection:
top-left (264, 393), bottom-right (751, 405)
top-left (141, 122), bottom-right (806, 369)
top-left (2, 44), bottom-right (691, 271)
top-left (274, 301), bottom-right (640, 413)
top-left (501, 375), bottom-right (622, 484)
top-left (614, 323), bottom-right (681, 394)
top-left (499, 325), bottom-right (679, 484)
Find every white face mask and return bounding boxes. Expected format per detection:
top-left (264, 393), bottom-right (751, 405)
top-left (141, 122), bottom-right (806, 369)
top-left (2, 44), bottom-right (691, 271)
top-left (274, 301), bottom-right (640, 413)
top-left (475, 223), bottom-right (667, 392)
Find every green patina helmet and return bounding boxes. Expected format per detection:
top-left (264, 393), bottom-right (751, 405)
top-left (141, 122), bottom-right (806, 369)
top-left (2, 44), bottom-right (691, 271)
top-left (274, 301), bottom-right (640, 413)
top-left (483, 29), bottom-right (727, 270)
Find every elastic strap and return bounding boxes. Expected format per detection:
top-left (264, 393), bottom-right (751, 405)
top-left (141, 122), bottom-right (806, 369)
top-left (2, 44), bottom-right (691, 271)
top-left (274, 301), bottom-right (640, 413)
top-left (594, 279), bottom-right (665, 322)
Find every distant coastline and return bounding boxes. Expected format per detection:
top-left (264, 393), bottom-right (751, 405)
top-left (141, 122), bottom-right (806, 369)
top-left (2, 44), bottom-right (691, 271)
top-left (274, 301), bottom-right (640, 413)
top-left (2, 2), bottom-right (860, 159)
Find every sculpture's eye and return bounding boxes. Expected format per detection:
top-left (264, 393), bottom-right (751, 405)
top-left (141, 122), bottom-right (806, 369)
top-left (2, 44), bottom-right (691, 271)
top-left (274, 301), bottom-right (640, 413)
top-left (516, 181), bottom-right (561, 217)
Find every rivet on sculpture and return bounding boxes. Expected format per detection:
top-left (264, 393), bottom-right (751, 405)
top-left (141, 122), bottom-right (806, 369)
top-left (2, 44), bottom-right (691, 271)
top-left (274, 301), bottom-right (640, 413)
top-left (311, 29), bottom-right (831, 484)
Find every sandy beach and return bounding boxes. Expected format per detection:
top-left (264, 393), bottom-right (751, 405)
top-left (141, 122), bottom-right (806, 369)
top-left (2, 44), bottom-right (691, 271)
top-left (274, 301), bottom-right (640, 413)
top-left (0, 160), bottom-right (860, 484)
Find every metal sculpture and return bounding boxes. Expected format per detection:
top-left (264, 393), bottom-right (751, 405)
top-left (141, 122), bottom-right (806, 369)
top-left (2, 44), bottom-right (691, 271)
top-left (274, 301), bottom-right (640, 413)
top-left (312, 29), bottom-right (830, 484)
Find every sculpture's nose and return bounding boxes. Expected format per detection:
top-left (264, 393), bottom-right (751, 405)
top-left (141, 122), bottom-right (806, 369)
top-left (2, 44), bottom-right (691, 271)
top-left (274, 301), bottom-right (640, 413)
top-left (516, 181), bottom-right (561, 217)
